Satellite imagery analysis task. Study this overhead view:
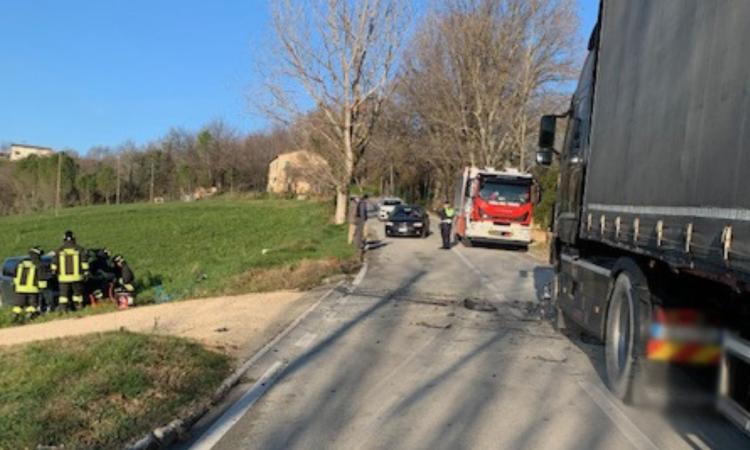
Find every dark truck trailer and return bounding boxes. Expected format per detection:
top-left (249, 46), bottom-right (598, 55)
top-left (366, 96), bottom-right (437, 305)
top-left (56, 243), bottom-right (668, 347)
top-left (537, 0), bottom-right (750, 432)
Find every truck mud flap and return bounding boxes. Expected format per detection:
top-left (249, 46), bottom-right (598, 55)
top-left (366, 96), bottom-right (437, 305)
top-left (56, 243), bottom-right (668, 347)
top-left (718, 333), bottom-right (750, 435)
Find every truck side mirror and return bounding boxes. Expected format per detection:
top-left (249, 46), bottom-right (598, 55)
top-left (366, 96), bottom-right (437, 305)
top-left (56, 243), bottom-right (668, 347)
top-left (539, 115), bottom-right (557, 149)
top-left (536, 148), bottom-right (553, 166)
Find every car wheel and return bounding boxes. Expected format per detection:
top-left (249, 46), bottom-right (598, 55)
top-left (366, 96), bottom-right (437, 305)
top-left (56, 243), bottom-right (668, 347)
top-left (605, 265), bottom-right (651, 403)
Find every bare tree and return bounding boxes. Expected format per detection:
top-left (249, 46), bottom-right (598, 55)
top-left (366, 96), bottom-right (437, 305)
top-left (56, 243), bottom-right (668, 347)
top-left (398, 0), bottom-right (577, 199)
top-left (262, 0), bottom-right (409, 224)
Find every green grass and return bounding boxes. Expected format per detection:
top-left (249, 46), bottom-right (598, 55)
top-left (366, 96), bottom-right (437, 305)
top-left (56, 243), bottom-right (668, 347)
top-left (0, 331), bottom-right (231, 450)
top-left (0, 198), bottom-right (354, 303)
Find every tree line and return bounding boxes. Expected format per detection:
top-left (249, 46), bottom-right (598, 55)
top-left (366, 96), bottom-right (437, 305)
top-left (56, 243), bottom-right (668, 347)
top-left (1, 0), bottom-right (577, 221)
top-left (0, 123), bottom-right (293, 215)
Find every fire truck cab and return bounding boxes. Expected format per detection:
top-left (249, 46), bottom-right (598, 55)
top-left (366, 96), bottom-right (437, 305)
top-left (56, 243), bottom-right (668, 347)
top-left (453, 167), bottom-right (535, 248)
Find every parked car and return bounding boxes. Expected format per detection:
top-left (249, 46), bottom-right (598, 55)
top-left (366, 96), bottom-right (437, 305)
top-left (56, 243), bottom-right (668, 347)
top-left (378, 197), bottom-right (403, 221)
top-left (384, 205), bottom-right (430, 238)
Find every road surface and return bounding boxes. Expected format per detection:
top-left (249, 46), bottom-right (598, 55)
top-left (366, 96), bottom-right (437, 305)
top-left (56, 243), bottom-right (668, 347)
top-left (184, 223), bottom-right (749, 450)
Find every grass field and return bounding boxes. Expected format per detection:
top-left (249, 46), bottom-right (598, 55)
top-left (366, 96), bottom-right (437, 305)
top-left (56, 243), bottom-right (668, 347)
top-left (0, 198), bottom-right (355, 304)
top-left (0, 331), bottom-right (230, 449)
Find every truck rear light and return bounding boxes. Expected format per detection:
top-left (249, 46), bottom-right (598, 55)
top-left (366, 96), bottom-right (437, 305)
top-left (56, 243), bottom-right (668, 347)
top-left (646, 307), bottom-right (721, 365)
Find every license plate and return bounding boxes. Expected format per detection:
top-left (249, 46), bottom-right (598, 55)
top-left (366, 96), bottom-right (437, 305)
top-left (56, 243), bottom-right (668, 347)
top-left (399, 225), bottom-right (408, 233)
top-left (488, 230), bottom-right (502, 236)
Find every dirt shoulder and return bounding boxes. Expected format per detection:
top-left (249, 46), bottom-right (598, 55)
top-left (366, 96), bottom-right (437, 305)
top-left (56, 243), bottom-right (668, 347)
top-left (0, 290), bottom-right (317, 361)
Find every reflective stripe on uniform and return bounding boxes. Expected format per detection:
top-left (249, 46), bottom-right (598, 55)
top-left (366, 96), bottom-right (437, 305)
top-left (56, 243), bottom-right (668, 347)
top-left (14, 261), bottom-right (39, 294)
top-left (25, 306), bottom-right (37, 314)
top-left (58, 248), bottom-right (83, 283)
top-left (12, 306), bottom-right (22, 314)
top-left (73, 295), bottom-right (84, 304)
top-left (59, 297), bottom-right (69, 304)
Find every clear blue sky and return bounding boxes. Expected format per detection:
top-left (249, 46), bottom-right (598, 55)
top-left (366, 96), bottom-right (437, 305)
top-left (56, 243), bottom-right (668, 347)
top-left (0, 0), bottom-right (599, 153)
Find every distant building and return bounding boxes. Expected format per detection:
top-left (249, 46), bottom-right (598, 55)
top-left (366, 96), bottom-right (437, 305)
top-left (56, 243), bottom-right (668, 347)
top-left (9, 143), bottom-right (54, 161)
top-left (267, 150), bottom-right (330, 197)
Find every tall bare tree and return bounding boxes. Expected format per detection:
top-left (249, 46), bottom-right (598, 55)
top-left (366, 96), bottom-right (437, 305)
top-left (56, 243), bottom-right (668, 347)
top-left (263, 0), bottom-right (409, 224)
top-left (397, 0), bottom-right (577, 200)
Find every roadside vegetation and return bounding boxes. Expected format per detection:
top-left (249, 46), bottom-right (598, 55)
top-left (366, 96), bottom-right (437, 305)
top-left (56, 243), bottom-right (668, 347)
top-left (0, 331), bottom-right (231, 450)
top-left (0, 197), bottom-right (355, 304)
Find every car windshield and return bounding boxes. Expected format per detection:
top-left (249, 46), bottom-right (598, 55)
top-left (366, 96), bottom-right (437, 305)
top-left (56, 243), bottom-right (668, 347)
top-left (478, 179), bottom-right (530, 204)
top-left (392, 206), bottom-right (423, 219)
top-left (383, 199), bottom-right (402, 206)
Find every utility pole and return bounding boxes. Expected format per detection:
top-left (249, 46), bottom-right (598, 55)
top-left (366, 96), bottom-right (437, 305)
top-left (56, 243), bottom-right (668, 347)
top-left (116, 155), bottom-right (121, 205)
top-left (55, 152), bottom-right (62, 217)
top-left (149, 159), bottom-right (155, 203)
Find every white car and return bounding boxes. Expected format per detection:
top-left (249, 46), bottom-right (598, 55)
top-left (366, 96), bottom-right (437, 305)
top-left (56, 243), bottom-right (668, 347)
top-left (378, 197), bottom-right (403, 221)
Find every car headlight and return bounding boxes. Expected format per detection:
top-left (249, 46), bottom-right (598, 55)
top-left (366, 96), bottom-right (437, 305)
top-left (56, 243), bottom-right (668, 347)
top-left (386, 221), bottom-right (394, 226)
top-left (413, 222), bottom-right (423, 227)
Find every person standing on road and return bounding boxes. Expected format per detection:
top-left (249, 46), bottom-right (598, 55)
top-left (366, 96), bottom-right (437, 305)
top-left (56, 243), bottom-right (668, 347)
top-left (51, 230), bottom-right (89, 312)
top-left (354, 194), bottom-right (370, 253)
top-left (438, 201), bottom-right (455, 249)
top-left (11, 247), bottom-right (47, 322)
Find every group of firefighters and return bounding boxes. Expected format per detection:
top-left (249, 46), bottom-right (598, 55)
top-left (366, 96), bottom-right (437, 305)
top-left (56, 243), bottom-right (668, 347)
top-left (10, 230), bottom-right (136, 322)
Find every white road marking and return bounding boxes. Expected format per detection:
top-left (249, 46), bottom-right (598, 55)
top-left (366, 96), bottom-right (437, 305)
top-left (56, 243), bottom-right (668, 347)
top-left (686, 433), bottom-right (712, 450)
top-left (452, 247), bottom-right (481, 275)
top-left (190, 361), bottom-right (284, 450)
top-left (351, 261), bottom-right (368, 291)
top-left (294, 332), bottom-right (317, 349)
top-left (189, 283), bottom-right (341, 447)
top-left (577, 380), bottom-right (660, 450)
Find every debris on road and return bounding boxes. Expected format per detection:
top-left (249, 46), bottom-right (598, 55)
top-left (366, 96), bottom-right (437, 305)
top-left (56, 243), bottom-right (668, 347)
top-left (415, 321), bottom-right (452, 329)
top-left (463, 297), bottom-right (497, 312)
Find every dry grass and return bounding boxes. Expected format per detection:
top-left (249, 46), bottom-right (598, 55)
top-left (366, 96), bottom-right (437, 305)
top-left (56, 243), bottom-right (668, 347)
top-left (226, 257), bottom-right (361, 294)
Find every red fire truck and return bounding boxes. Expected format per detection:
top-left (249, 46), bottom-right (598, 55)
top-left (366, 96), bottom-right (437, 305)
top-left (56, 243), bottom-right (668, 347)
top-left (453, 167), bottom-right (535, 248)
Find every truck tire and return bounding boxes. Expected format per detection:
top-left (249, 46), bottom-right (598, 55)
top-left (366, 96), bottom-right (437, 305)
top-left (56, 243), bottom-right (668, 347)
top-left (461, 236), bottom-right (473, 247)
top-left (605, 264), bottom-right (651, 403)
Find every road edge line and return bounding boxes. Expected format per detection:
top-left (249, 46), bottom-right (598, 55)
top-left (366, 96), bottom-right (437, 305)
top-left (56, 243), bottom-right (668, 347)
top-left (577, 380), bottom-right (660, 450)
top-left (126, 282), bottom-right (343, 450)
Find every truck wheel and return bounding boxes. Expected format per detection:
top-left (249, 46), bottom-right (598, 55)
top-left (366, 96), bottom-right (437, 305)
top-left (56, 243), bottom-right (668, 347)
top-left (461, 236), bottom-right (473, 247)
top-left (605, 265), bottom-right (651, 403)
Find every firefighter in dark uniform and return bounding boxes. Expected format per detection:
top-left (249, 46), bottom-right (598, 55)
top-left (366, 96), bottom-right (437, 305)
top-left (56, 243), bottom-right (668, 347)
top-left (11, 247), bottom-right (47, 322)
top-left (113, 255), bottom-right (135, 294)
top-left (438, 201), bottom-right (455, 249)
top-left (51, 230), bottom-right (89, 311)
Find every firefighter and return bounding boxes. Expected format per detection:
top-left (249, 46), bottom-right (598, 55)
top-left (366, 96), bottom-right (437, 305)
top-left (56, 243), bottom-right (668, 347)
top-left (51, 230), bottom-right (89, 311)
top-left (113, 255), bottom-right (135, 294)
top-left (11, 247), bottom-right (47, 322)
top-left (438, 201), bottom-right (455, 249)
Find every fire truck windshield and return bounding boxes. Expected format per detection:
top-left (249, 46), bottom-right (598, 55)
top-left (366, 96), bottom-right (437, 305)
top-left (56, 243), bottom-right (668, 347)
top-left (478, 179), bottom-right (530, 204)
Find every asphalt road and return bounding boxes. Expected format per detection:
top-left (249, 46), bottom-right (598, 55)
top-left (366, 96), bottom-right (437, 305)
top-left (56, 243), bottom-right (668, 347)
top-left (184, 221), bottom-right (750, 450)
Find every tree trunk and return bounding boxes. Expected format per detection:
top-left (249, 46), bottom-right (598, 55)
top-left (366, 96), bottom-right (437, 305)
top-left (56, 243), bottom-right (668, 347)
top-left (334, 185), bottom-right (348, 225)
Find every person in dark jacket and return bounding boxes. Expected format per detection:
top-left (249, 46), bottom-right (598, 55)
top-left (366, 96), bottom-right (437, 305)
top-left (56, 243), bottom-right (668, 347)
top-left (438, 201), bottom-right (456, 249)
top-left (113, 255), bottom-right (135, 294)
top-left (51, 230), bottom-right (88, 311)
top-left (354, 194), bottom-right (370, 251)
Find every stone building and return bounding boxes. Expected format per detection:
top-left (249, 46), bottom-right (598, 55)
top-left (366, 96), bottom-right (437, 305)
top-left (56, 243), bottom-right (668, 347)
top-left (267, 150), bottom-right (330, 197)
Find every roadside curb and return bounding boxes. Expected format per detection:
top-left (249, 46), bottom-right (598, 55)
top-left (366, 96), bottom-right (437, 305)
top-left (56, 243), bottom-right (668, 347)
top-left (125, 281), bottom-right (344, 450)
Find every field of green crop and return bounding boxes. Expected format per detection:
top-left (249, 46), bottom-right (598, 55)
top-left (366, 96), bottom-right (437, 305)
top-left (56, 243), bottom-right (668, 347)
top-left (0, 198), bottom-right (354, 302)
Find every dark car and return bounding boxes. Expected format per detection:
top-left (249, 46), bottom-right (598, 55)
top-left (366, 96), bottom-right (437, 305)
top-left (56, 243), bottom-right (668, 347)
top-left (385, 205), bottom-right (430, 238)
